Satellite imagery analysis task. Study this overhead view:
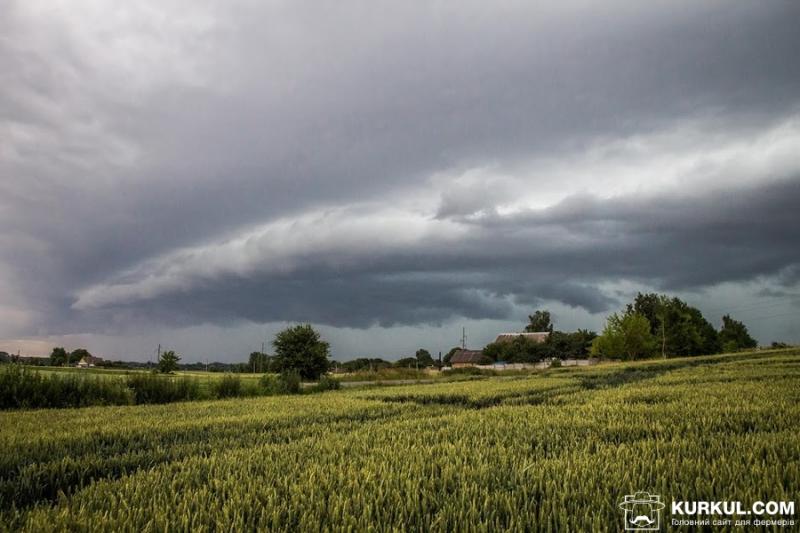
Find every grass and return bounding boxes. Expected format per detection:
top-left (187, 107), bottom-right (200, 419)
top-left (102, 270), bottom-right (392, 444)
top-left (26, 365), bottom-right (268, 390)
top-left (1, 367), bottom-right (280, 409)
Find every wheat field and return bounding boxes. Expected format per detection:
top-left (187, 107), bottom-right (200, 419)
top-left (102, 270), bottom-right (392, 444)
top-left (1, 350), bottom-right (798, 532)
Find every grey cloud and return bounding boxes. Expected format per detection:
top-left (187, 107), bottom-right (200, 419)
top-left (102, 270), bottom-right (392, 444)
top-left (490, 178), bottom-right (800, 290)
top-left (54, 177), bottom-right (800, 333)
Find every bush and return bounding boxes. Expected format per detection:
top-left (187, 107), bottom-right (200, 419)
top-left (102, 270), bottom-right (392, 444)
top-left (126, 373), bottom-right (201, 404)
top-left (722, 340), bottom-right (740, 354)
top-left (260, 371), bottom-right (302, 395)
top-left (308, 375), bottom-right (341, 393)
top-left (258, 374), bottom-right (279, 393)
top-left (550, 358), bottom-right (562, 368)
top-left (213, 374), bottom-right (242, 398)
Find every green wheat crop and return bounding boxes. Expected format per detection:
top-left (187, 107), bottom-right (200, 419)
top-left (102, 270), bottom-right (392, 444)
top-left (1, 349), bottom-right (798, 532)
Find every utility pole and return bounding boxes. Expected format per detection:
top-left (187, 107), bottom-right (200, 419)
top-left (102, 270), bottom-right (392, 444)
top-left (461, 327), bottom-right (467, 349)
top-left (157, 343), bottom-right (161, 364)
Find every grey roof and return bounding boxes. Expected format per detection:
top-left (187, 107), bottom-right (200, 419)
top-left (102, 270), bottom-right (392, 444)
top-left (495, 332), bottom-right (550, 343)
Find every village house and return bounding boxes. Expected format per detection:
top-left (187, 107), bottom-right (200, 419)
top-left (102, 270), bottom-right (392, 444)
top-left (449, 349), bottom-right (489, 368)
top-left (77, 355), bottom-right (103, 368)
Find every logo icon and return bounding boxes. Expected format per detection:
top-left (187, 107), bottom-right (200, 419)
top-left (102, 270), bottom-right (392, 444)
top-left (618, 491), bottom-right (665, 531)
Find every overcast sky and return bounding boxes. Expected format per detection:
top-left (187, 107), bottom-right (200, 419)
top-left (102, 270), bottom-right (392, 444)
top-left (2, 0), bottom-right (799, 362)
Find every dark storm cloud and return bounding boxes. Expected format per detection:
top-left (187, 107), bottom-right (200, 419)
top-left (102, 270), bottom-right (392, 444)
top-left (1, 0), bottom-right (800, 345)
top-left (63, 177), bottom-right (800, 332)
top-left (489, 177), bottom-right (800, 291)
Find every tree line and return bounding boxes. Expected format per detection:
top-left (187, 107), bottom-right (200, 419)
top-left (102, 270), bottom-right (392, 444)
top-left (591, 293), bottom-right (757, 360)
top-left (1, 325), bottom-right (335, 381)
top-left (2, 295), bottom-right (778, 376)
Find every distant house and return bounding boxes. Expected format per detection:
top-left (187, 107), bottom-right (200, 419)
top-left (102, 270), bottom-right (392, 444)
top-left (450, 349), bottom-right (489, 368)
top-left (77, 355), bottom-right (103, 368)
top-left (494, 332), bottom-right (550, 344)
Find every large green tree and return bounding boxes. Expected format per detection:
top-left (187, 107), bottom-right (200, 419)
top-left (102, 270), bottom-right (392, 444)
top-left (273, 324), bottom-right (331, 380)
top-left (627, 293), bottom-right (719, 357)
top-left (661, 299), bottom-right (719, 357)
top-left (718, 315), bottom-right (757, 352)
top-left (394, 357), bottom-right (419, 368)
top-left (69, 348), bottom-right (91, 365)
top-left (525, 310), bottom-right (553, 333)
top-left (591, 312), bottom-right (656, 360)
top-left (158, 350), bottom-right (180, 373)
top-left (415, 349), bottom-right (435, 367)
top-left (50, 346), bottom-right (69, 366)
top-left (548, 329), bottom-right (597, 358)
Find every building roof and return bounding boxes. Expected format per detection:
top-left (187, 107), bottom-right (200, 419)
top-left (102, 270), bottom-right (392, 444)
top-left (450, 349), bottom-right (486, 364)
top-left (495, 332), bottom-right (550, 344)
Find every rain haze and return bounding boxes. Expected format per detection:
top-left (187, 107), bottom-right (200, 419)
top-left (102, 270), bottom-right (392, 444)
top-left (1, 0), bottom-right (799, 362)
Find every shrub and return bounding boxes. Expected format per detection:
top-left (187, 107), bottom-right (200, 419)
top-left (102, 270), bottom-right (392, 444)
top-left (259, 374), bottom-right (279, 394)
top-left (213, 374), bottom-right (242, 398)
top-left (126, 373), bottom-right (201, 404)
top-left (308, 375), bottom-right (341, 393)
top-left (550, 358), bottom-right (562, 368)
top-left (260, 371), bottom-right (302, 395)
top-left (0, 365), bottom-right (132, 410)
top-left (279, 370), bottom-right (302, 394)
top-left (722, 340), bottom-right (740, 354)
